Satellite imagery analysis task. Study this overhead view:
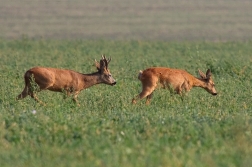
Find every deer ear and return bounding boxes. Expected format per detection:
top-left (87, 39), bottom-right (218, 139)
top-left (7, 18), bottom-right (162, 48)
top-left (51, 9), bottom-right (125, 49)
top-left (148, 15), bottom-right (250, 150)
top-left (206, 69), bottom-right (212, 79)
top-left (198, 69), bottom-right (206, 79)
top-left (95, 59), bottom-right (100, 70)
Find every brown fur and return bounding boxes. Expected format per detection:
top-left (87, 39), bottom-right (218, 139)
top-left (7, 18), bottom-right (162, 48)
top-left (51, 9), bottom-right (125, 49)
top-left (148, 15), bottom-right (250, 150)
top-left (132, 67), bottom-right (217, 105)
top-left (17, 55), bottom-right (116, 105)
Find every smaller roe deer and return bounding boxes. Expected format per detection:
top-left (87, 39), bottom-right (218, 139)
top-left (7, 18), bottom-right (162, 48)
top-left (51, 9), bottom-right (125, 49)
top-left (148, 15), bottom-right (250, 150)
top-left (132, 67), bottom-right (217, 105)
top-left (17, 55), bottom-right (116, 105)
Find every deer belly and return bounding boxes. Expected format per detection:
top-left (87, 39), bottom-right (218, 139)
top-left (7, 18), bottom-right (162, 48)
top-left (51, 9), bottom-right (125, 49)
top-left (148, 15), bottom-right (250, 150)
top-left (47, 86), bottom-right (64, 92)
top-left (160, 78), bottom-right (182, 89)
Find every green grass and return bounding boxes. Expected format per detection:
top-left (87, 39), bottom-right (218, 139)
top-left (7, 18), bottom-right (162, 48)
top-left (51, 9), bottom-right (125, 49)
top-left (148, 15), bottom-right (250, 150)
top-left (0, 39), bottom-right (252, 167)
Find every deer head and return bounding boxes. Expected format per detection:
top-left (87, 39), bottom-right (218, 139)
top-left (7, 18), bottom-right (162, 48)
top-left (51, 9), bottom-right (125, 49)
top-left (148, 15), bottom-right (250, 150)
top-left (198, 69), bottom-right (217, 95)
top-left (95, 54), bottom-right (116, 86)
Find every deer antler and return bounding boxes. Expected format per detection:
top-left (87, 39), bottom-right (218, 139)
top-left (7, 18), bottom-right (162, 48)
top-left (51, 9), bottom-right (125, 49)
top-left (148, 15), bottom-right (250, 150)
top-left (101, 54), bottom-right (111, 69)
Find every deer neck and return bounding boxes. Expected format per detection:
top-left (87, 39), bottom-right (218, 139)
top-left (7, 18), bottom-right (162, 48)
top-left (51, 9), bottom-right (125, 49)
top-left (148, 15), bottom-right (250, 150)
top-left (81, 72), bottom-right (102, 89)
top-left (192, 77), bottom-right (207, 89)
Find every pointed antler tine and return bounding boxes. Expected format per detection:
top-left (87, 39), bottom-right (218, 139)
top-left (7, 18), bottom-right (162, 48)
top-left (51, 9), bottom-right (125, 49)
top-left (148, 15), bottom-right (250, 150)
top-left (95, 58), bottom-right (99, 65)
top-left (101, 54), bottom-right (106, 60)
top-left (107, 57), bottom-right (111, 64)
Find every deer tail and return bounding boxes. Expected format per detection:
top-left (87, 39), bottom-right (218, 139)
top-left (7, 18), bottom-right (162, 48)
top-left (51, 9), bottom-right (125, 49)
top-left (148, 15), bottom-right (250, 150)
top-left (138, 70), bottom-right (143, 80)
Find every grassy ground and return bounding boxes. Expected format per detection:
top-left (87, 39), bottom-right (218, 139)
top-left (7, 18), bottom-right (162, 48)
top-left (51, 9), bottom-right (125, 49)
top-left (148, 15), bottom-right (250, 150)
top-left (1, 0), bottom-right (252, 41)
top-left (0, 39), bottom-right (252, 167)
top-left (1, 1), bottom-right (252, 166)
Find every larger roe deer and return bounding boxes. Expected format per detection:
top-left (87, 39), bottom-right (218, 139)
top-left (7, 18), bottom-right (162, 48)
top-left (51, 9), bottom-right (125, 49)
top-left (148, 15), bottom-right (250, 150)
top-left (17, 55), bottom-right (116, 105)
top-left (132, 67), bottom-right (217, 105)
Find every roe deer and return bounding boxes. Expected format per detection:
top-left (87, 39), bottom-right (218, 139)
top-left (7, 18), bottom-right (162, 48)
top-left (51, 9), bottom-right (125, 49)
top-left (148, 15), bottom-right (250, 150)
top-left (17, 55), bottom-right (116, 105)
top-left (132, 67), bottom-right (217, 105)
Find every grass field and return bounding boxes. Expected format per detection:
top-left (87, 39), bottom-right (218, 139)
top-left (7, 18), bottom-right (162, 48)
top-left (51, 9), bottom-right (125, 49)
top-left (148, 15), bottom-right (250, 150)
top-left (0, 39), bottom-right (252, 167)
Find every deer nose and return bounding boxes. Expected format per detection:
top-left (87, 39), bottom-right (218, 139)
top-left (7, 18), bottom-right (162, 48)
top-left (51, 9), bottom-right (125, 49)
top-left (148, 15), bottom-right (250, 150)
top-left (112, 81), bottom-right (116, 86)
top-left (212, 93), bottom-right (217, 96)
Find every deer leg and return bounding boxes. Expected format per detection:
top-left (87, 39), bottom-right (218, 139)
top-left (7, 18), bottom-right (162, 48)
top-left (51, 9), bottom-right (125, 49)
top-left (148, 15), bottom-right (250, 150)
top-left (132, 92), bottom-right (148, 104)
top-left (176, 89), bottom-right (182, 95)
top-left (17, 85), bottom-right (44, 105)
top-left (16, 86), bottom-right (29, 100)
top-left (132, 76), bottom-right (158, 104)
top-left (63, 91), bottom-right (71, 99)
top-left (146, 92), bottom-right (154, 105)
top-left (176, 84), bottom-right (187, 102)
top-left (160, 82), bottom-right (165, 89)
top-left (132, 86), bottom-right (156, 104)
top-left (175, 85), bottom-right (183, 95)
top-left (72, 91), bottom-right (80, 106)
top-left (17, 73), bottom-right (31, 100)
top-left (29, 92), bottom-right (45, 105)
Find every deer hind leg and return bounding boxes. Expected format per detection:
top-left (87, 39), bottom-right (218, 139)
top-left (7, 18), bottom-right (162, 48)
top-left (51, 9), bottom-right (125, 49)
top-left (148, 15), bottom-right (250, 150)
top-left (26, 81), bottom-right (44, 105)
top-left (26, 83), bottom-right (44, 104)
top-left (146, 92), bottom-right (154, 105)
top-left (17, 72), bottom-right (45, 105)
top-left (29, 92), bottom-right (44, 105)
top-left (132, 87), bottom-right (156, 104)
top-left (17, 77), bottom-right (36, 100)
top-left (17, 73), bottom-right (32, 100)
top-left (17, 85), bottom-right (44, 105)
top-left (132, 78), bottom-right (158, 104)
top-left (16, 86), bottom-right (29, 100)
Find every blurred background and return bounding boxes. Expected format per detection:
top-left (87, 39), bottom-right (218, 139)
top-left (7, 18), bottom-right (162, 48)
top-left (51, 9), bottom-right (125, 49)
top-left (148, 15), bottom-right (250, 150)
top-left (1, 0), bottom-right (252, 41)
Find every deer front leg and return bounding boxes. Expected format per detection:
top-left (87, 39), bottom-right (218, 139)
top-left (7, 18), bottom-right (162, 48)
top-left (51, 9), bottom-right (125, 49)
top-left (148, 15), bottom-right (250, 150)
top-left (63, 90), bottom-right (71, 99)
top-left (175, 87), bottom-right (182, 95)
top-left (72, 91), bottom-right (80, 106)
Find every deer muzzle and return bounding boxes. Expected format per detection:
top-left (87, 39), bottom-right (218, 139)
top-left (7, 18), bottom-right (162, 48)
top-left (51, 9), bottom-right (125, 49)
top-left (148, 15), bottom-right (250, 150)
top-left (212, 92), bottom-right (217, 96)
top-left (111, 81), bottom-right (116, 86)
